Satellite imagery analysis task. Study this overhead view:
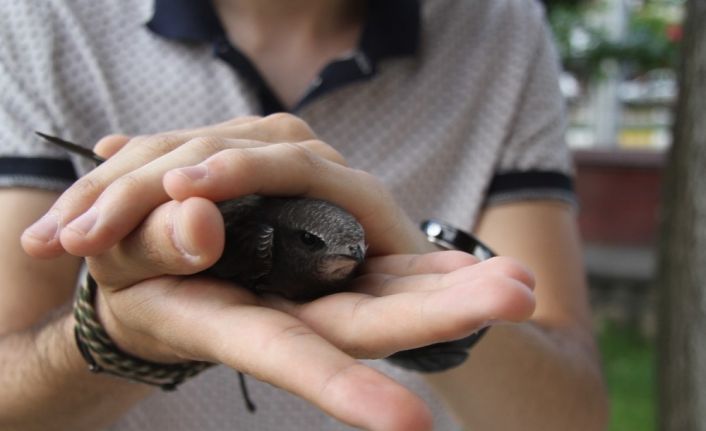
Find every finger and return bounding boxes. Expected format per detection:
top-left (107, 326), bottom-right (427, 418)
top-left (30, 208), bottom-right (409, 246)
top-left (360, 251), bottom-right (481, 277)
top-left (57, 136), bottom-right (240, 256)
top-left (166, 115), bottom-right (261, 137)
top-left (93, 134), bottom-right (131, 159)
top-left (164, 144), bottom-right (412, 255)
top-left (174, 113), bottom-right (319, 144)
top-left (87, 197), bottom-right (224, 290)
top-left (22, 133), bottom-right (194, 257)
top-left (357, 255), bottom-right (534, 295)
top-left (109, 278), bottom-right (433, 431)
top-left (264, 264), bottom-right (536, 358)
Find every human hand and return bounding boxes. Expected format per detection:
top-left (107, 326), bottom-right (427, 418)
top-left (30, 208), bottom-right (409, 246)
top-left (79, 196), bottom-right (532, 431)
top-left (21, 114), bottom-right (342, 257)
top-left (19, 114), bottom-right (535, 429)
top-left (23, 114), bottom-right (432, 264)
top-left (91, 231), bottom-right (535, 430)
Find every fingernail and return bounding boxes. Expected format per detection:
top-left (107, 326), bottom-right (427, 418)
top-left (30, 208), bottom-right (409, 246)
top-left (174, 165), bottom-right (208, 181)
top-left (171, 204), bottom-right (199, 258)
top-left (67, 206), bottom-right (99, 235)
top-left (24, 213), bottom-right (60, 242)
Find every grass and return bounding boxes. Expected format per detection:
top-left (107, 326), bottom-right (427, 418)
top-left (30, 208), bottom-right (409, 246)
top-left (598, 322), bottom-right (656, 431)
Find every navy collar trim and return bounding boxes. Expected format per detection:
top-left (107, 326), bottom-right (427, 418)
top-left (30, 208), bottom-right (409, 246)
top-left (146, 0), bottom-right (420, 60)
top-left (146, 0), bottom-right (224, 41)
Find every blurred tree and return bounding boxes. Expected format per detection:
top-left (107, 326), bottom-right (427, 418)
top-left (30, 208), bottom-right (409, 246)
top-left (656, 0), bottom-right (706, 429)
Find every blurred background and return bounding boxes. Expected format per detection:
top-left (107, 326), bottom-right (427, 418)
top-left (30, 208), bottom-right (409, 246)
top-left (544, 0), bottom-right (686, 429)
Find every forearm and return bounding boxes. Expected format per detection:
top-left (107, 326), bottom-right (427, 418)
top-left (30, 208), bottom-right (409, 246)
top-left (426, 322), bottom-right (608, 430)
top-left (0, 309), bottom-right (152, 431)
top-left (425, 201), bottom-right (609, 429)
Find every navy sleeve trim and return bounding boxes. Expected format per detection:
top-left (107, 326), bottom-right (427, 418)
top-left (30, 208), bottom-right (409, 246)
top-left (488, 171), bottom-right (573, 194)
top-left (0, 156), bottom-right (78, 182)
top-left (486, 171), bottom-right (575, 206)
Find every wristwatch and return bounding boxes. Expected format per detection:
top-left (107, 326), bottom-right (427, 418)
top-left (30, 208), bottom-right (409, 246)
top-left (421, 219), bottom-right (495, 260)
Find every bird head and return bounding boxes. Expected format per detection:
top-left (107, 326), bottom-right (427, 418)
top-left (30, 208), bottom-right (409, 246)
top-left (269, 198), bottom-right (366, 298)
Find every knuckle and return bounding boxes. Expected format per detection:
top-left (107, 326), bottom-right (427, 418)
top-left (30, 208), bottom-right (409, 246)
top-left (146, 134), bottom-right (181, 154)
top-left (282, 142), bottom-right (328, 175)
top-left (209, 148), bottom-right (256, 179)
top-left (340, 297), bottom-right (377, 357)
top-left (184, 136), bottom-right (226, 156)
top-left (132, 134), bottom-right (182, 159)
top-left (262, 112), bottom-right (297, 125)
top-left (56, 175), bottom-right (106, 216)
top-left (262, 113), bottom-right (316, 140)
top-left (300, 139), bottom-right (347, 166)
top-left (222, 147), bottom-right (252, 168)
top-left (352, 168), bottom-right (383, 191)
top-left (226, 115), bottom-right (261, 126)
top-left (134, 225), bottom-right (166, 265)
top-left (107, 172), bottom-right (144, 201)
top-left (261, 323), bottom-right (317, 355)
top-left (68, 175), bottom-right (104, 201)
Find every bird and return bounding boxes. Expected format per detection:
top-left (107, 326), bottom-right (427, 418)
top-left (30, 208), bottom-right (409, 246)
top-left (35, 132), bottom-right (366, 300)
top-left (209, 195), bottom-right (366, 299)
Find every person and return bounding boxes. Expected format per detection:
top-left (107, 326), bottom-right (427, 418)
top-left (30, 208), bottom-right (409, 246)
top-left (0, 0), bottom-right (609, 430)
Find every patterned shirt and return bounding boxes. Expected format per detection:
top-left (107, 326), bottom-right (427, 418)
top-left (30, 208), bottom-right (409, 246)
top-left (0, 0), bottom-right (574, 429)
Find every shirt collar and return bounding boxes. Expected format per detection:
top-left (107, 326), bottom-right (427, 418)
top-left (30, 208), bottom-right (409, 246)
top-left (146, 0), bottom-right (420, 60)
top-left (146, 0), bottom-right (224, 41)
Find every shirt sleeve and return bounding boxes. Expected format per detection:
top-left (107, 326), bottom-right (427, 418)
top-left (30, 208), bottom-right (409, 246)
top-left (0, 1), bottom-right (78, 192)
top-left (485, 5), bottom-right (575, 207)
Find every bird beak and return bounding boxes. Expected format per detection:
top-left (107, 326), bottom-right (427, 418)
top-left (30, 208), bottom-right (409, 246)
top-left (329, 240), bottom-right (366, 263)
top-left (321, 241), bottom-right (366, 282)
top-left (351, 241), bottom-right (366, 263)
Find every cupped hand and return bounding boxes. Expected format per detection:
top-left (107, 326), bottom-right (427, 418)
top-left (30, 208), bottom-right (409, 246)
top-left (73, 194), bottom-right (534, 431)
top-left (21, 114), bottom-right (341, 258)
top-left (91, 199), bottom-right (534, 430)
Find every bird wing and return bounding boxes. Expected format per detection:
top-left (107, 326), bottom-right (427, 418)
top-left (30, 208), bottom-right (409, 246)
top-left (204, 221), bottom-right (274, 290)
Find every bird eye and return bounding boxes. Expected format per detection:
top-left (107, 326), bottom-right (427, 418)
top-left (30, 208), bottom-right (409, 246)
top-left (299, 231), bottom-right (325, 250)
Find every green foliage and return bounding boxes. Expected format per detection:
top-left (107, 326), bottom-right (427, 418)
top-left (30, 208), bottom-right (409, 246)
top-left (598, 322), bottom-right (656, 431)
top-left (548, 0), bottom-right (682, 80)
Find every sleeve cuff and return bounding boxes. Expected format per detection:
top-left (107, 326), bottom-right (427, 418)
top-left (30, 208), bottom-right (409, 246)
top-left (485, 170), bottom-right (576, 207)
top-left (0, 156), bottom-right (77, 192)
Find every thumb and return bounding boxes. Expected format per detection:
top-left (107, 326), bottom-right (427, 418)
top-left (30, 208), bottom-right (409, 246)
top-left (88, 197), bottom-right (225, 290)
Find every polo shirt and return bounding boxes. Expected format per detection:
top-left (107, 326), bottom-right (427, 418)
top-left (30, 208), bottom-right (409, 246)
top-left (0, 0), bottom-right (575, 429)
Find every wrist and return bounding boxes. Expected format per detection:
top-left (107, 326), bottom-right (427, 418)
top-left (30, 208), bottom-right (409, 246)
top-left (94, 287), bottom-right (182, 364)
top-left (74, 272), bottom-right (211, 390)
